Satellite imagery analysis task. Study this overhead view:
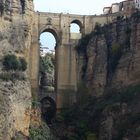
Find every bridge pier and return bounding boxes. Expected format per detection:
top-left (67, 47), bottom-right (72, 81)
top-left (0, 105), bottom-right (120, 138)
top-left (56, 44), bottom-right (78, 109)
top-left (30, 20), bottom-right (40, 100)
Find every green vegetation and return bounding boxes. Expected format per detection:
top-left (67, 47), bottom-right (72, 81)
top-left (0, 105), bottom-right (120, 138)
top-left (40, 53), bottom-right (55, 74)
top-left (131, 10), bottom-right (140, 20)
top-left (3, 54), bottom-right (27, 71)
top-left (56, 84), bottom-right (140, 140)
top-left (111, 42), bottom-right (121, 55)
top-left (0, 54), bottom-right (27, 81)
top-left (3, 54), bottom-right (20, 70)
top-left (0, 72), bottom-right (26, 81)
top-left (19, 57), bottom-right (27, 71)
top-left (29, 123), bottom-right (55, 140)
top-left (32, 100), bottom-right (40, 108)
top-left (87, 133), bottom-right (97, 140)
top-left (76, 23), bottom-right (103, 54)
top-left (110, 42), bottom-right (122, 72)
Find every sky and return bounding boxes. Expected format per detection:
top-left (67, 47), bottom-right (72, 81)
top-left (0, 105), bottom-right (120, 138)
top-left (34, 0), bottom-right (123, 15)
top-left (34, 0), bottom-right (123, 52)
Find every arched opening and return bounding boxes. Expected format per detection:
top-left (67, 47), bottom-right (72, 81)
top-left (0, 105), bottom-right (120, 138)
top-left (70, 20), bottom-right (82, 39)
top-left (70, 23), bottom-right (80, 33)
top-left (39, 29), bottom-right (58, 107)
top-left (70, 20), bottom-right (82, 33)
top-left (40, 31), bottom-right (56, 56)
top-left (41, 97), bottom-right (56, 124)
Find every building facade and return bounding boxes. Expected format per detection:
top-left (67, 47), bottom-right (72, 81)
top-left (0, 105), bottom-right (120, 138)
top-left (103, 0), bottom-right (140, 16)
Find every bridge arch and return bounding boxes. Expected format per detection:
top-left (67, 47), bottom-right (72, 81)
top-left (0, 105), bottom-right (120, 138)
top-left (39, 27), bottom-right (61, 47)
top-left (39, 28), bottom-right (59, 101)
top-left (70, 19), bottom-right (83, 33)
top-left (40, 96), bottom-right (56, 124)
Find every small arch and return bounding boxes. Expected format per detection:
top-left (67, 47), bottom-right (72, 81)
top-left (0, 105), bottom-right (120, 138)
top-left (40, 97), bottom-right (56, 124)
top-left (70, 19), bottom-right (83, 33)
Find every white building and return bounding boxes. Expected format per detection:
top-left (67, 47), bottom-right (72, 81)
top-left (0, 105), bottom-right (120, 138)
top-left (103, 7), bottom-right (111, 14)
top-left (111, 3), bottom-right (120, 13)
top-left (135, 0), bottom-right (140, 9)
top-left (103, 0), bottom-right (140, 15)
top-left (40, 47), bottom-right (48, 57)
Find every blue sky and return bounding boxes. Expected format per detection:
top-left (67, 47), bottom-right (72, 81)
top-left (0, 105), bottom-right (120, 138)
top-left (34, 0), bottom-right (123, 51)
top-left (34, 0), bottom-right (123, 15)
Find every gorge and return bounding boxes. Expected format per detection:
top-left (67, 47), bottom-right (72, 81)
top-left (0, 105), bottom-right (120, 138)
top-left (0, 0), bottom-right (140, 140)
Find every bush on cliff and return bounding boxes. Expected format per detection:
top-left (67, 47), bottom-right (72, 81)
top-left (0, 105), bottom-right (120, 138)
top-left (29, 123), bottom-right (55, 140)
top-left (76, 23), bottom-right (102, 54)
top-left (3, 54), bottom-right (27, 71)
top-left (3, 54), bottom-right (20, 70)
top-left (19, 57), bottom-right (27, 71)
top-left (40, 53), bottom-right (54, 74)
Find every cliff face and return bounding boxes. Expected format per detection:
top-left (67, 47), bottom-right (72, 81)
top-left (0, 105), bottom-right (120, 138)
top-left (0, 0), bottom-right (34, 139)
top-left (78, 15), bottom-right (140, 96)
top-left (76, 14), bottom-right (140, 140)
top-left (0, 81), bottom-right (31, 139)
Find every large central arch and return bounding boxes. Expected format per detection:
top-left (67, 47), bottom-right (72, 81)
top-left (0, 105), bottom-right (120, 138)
top-left (39, 27), bottom-right (61, 47)
top-left (39, 27), bottom-right (60, 99)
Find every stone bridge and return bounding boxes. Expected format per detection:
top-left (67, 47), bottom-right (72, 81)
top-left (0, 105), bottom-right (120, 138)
top-left (30, 12), bottom-right (118, 109)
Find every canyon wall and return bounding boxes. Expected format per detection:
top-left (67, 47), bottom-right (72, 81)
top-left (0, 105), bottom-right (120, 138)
top-left (78, 14), bottom-right (140, 96)
top-left (0, 0), bottom-right (34, 139)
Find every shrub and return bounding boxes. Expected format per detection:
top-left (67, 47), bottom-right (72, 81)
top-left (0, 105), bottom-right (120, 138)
top-left (32, 100), bottom-right (40, 108)
top-left (111, 42), bottom-right (121, 55)
top-left (0, 72), bottom-right (14, 81)
top-left (110, 42), bottom-right (122, 72)
top-left (19, 57), bottom-right (27, 71)
top-left (0, 72), bottom-right (26, 81)
top-left (29, 123), bottom-right (55, 140)
top-left (40, 53), bottom-right (54, 74)
top-left (87, 133), bottom-right (97, 140)
top-left (3, 54), bottom-right (27, 71)
top-left (131, 10), bottom-right (140, 19)
top-left (3, 54), bottom-right (20, 70)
